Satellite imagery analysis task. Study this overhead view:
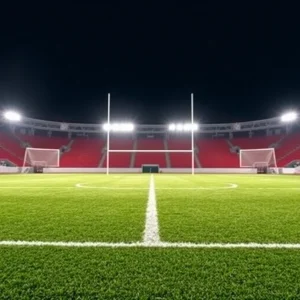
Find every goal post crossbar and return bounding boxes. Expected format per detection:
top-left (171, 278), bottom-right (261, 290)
top-left (24, 148), bottom-right (61, 151)
top-left (108, 150), bottom-right (193, 153)
top-left (239, 148), bottom-right (275, 152)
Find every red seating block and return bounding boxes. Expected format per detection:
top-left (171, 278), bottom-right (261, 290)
top-left (135, 139), bottom-right (166, 167)
top-left (61, 138), bottom-right (104, 167)
top-left (167, 139), bottom-right (193, 168)
top-left (198, 139), bottom-right (239, 168)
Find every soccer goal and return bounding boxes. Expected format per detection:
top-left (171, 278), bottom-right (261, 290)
top-left (23, 148), bottom-right (60, 170)
top-left (295, 166), bottom-right (300, 175)
top-left (239, 148), bottom-right (278, 173)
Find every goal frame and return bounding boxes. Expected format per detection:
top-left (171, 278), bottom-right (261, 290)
top-left (22, 147), bottom-right (60, 168)
top-left (239, 148), bottom-right (278, 173)
top-left (105, 93), bottom-right (196, 175)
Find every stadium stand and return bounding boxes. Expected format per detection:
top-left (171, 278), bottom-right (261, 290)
top-left (231, 135), bottom-right (280, 150)
top-left (0, 131), bottom-right (24, 159)
top-left (135, 139), bottom-right (166, 168)
top-left (198, 139), bottom-right (239, 168)
top-left (21, 135), bottom-right (68, 149)
top-left (0, 147), bottom-right (23, 166)
top-left (61, 138), bottom-right (104, 167)
top-left (1, 130), bottom-right (300, 168)
top-left (102, 138), bottom-right (133, 168)
top-left (275, 133), bottom-right (300, 167)
top-left (168, 139), bottom-right (193, 168)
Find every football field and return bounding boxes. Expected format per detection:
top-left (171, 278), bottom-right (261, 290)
top-left (1, 174), bottom-right (300, 298)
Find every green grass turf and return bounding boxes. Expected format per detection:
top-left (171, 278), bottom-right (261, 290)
top-left (2, 174), bottom-right (300, 298)
top-left (1, 247), bottom-right (300, 299)
top-left (0, 174), bottom-right (149, 242)
top-left (156, 175), bottom-right (300, 243)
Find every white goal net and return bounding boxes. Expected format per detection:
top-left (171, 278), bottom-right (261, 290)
top-left (239, 148), bottom-right (278, 172)
top-left (23, 148), bottom-right (60, 168)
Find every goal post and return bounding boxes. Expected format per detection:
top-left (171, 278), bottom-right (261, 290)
top-left (105, 93), bottom-right (196, 174)
top-left (239, 148), bottom-right (278, 173)
top-left (23, 148), bottom-right (60, 168)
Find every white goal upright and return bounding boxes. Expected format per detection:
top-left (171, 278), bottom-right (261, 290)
top-left (239, 148), bottom-right (278, 172)
top-left (105, 93), bottom-right (196, 175)
top-left (23, 148), bottom-right (60, 168)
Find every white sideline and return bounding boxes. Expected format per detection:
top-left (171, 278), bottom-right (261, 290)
top-left (143, 175), bottom-right (160, 244)
top-left (2, 240), bottom-right (300, 249)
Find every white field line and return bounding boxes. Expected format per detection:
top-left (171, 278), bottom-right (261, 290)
top-left (75, 183), bottom-right (238, 190)
top-left (75, 183), bottom-right (148, 190)
top-left (2, 240), bottom-right (300, 249)
top-left (2, 184), bottom-right (300, 190)
top-left (0, 186), bottom-right (77, 189)
top-left (1, 183), bottom-right (300, 190)
top-left (143, 175), bottom-right (160, 244)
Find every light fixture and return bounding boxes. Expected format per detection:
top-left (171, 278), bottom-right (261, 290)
top-left (3, 111), bottom-right (22, 122)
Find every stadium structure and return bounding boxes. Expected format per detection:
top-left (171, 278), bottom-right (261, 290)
top-left (2, 103), bottom-right (300, 298)
top-left (0, 105), bottom-right (299, 174)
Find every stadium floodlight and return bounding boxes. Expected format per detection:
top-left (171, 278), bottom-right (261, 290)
top-left (102, 122), bottom-right (134, 132)
top-left (3, 111), bottom-right (22, 122)
top-left (168, 122), bottom-right (198, 132)
top-left (168, 123), bottom-right (176, 131)
top-left (281, 111), bottom-right (298, 123)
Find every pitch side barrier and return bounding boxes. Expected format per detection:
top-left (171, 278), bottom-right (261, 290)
top-left (0, 167), bottom-right (298, 174)
top-left (42, 167), bottom-right (257, 174)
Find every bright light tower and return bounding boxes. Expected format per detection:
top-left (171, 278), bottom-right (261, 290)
top-left (168, 122), bottom-right (199, 132)
top-left (102, 122), bottom-right (135, 132)
top-left (3, 111), bottom-right (22, 122)
top-left (281, 111), bottom-right (298, 123)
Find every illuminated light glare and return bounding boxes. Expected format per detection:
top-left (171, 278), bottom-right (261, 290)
top-left (281, 112), bottom-right (298, 123)
top-left (193, 123), bottom-right (199, 131)
top-left (103, 123), bottom-right (109, 131)
top-left (168, 123), bottom-right (199, 132)
top-left (176, 123), bottom-right (183, 131)
top-left (102, 123), bottom-right (134, 132)
top-left (168, 123), bottom-right (176, 131)
top-left (183, 124), bottom-right (190, 131)
top-left (3, 111), bottom-right (22, 122)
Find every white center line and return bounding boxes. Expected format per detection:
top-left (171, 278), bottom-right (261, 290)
top-left (143, 174), bottom-right (160, 244)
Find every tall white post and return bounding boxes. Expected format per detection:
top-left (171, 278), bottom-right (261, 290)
top-left (106, 93), bottom-right (110, 175)
top-left (191, 93), bottom-right (195, 175)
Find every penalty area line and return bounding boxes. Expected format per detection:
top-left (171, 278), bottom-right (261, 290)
top-left (2, 240), bottom-right (300, 249)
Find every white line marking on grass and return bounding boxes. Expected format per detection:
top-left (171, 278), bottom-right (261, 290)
top-left (3, 240), bottom-right (300, 249)
top-left (75, 183), bottom-right (238, 190)
top-left (154, 183), bottom-right (238, 190)
top-left (242, 187), bottom-right (300, 190)
top-left (75, 183), bottom-right (148, 190)
top-left (0, 186), bottom-right (76, 189)
top-left (143, 174), bottom-right (160, 244)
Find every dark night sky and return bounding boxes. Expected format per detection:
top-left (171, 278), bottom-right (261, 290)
top-left (0, 2), bottom-right (299, 124)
